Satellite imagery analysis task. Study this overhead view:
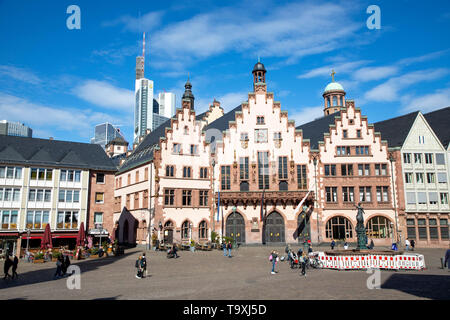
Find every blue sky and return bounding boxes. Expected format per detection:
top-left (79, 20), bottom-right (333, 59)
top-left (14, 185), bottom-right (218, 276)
top-left (0, 0), bottom-right (449, 144)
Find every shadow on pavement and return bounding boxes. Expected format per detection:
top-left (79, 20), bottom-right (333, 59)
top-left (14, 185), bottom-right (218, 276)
top-left (0, 250), bottom-right (136, 291)
top-left (381, 273), bottom-right (450, 300)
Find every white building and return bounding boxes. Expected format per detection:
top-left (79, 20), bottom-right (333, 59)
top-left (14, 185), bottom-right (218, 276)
top-left (157, 92), bottom-right (176, 119)
top-left (0, 120), bottom-right (32, 137)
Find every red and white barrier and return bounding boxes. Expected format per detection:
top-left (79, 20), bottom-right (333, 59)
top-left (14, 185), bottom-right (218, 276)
top-left (315, 252), bottom-right (425, 271)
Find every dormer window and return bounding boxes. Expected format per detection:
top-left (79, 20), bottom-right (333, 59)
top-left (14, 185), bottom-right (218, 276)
top-left (257, 116), bottom-right (265, 124)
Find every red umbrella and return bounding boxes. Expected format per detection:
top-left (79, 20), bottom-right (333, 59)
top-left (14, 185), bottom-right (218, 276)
top-left (76, 222), bottom-right (86, 247)
top-left (41, 224), bottom-right (53, 249)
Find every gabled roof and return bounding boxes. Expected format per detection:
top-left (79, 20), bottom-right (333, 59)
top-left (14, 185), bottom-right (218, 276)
top-left (295, 112), bottom-right (342, 149)
top-left (204, 105), bottom-right (242, 135)
top-left (372, 111), bottom-right (420, 147)
top-left (0, 135), bottom-right (117, 171)
top-left (423, 106), bottom-right (450, 148)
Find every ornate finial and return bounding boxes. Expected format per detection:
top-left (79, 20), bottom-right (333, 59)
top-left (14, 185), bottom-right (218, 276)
top-left (291, 149), bottom-right (293, 160)
top-left (331, 69), bottom-right (336, 82)
top-left (234, 150), bottom-right (236, 161)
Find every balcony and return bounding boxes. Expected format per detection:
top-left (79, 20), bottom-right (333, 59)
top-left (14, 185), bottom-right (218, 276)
top-left (218, 190), bottom-right (313, 208)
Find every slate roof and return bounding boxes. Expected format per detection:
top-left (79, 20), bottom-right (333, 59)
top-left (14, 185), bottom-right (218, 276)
top-left (423, 106), bottom-right (450, 148)
top-left (204, 105), bottom-right (242, 136)
top-left (295, 111), bottom-right (342, 149)
top-left (372, 111), bottom-right (420, 148)
top-left (0, 135), bottom-right (117, 171)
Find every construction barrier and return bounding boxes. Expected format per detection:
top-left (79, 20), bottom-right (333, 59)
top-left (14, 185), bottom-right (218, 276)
top-left (315, 252), bottom-right (425, 271)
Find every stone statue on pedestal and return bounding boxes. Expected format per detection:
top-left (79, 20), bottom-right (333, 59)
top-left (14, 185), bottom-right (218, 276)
top-left (355, 202), bottom-right (368, 250)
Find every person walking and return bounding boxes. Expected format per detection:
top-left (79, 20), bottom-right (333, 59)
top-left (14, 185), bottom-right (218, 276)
top-left (405, 238), bottom-right (410, 251)
top-left (270, 250), bottom-right (278, 274)
top-left (343, 242), bottom-right (349, 250)
top-left (227, 241), bottom-right (232, 258)
top-left (173, 243), bottom-right (179, 258)
top-left (369, 239), bottom-right (374, 250)
top-left (11, 256), bottom-right (19, 279)
top-left (64, 254), bottom-right (71, 275)
top-left (331, 239), bottom-right (335, 250)
top-left (410, 239), bottom-right (415, 251)
top-left (3, 255), bottom-right (12, 280)
top-left (222, 241), bottom-right (227, 257)
top-left (300, 252), bottom-right (307, 277)
top-left (54, 255), bottom-right (63, 279)
top-left (444, 247), bottom-right (450, 271)
top-left (141, 253), bottom-right (147, 278)
top-left (61, 254), bottom-right (68, 276)
top-left (135, 255), bottom-right (142, 279)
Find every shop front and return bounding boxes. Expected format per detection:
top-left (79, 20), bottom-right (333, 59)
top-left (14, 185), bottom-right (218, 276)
top-left (0, 232), bottom-right (19, 258)
top-left (87, 227), bottom-right (110, 247)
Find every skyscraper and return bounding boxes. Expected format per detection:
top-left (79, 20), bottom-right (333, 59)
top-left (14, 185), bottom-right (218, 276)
top-left (157, 92), bottom-right (176, 119)
top-left (91, 122), bottom-right (126, 149)
top-left (0, 120), bottom-right (32, 137)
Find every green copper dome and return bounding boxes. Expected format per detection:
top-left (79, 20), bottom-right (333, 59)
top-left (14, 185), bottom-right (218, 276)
top-left (324, 81), bottom-right (345, 93)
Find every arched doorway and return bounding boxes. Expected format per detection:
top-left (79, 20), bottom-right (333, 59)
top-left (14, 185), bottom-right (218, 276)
top-left (297, 210), bottom-right (311, 243)
top-left (325, 216), bottom-right (353, 240)
top-left (226, 212), bottom-right (246, 244)
top-left (164, 221), bottom-right (174, 244)
top-left (366, 216), bottom-right (393, 239)
top-left (264, 211), bottom-right (285, 244)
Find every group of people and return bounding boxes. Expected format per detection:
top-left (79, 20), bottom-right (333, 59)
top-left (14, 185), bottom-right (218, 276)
top-left (222, 241), bottom-right (233, 258)
top-left (405, 238), bottom-right (416, 251)
top-left (54, 253), bottom-right (71, 279)
top-left (3, 254), bottom-right (19, 280)
top-left (284, 244), bottom-right (311, 277)
top-left (329, 239), bottom-right (375, 250)
top-left (135, 253), bottom-right (147, 279)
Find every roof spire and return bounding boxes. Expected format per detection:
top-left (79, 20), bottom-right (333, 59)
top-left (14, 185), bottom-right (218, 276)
top-left (331, 69), bottom-right (336, 82)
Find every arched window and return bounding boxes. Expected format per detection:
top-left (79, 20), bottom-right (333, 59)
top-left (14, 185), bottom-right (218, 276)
top-left (367, 216), bottom-right (393, 238)
top-left (325, 216), bottom-right (353, 240)
top-left (181, 221), bottom-right (190, 239)
top-left (198, 221), bottom-right (208, 239)
top-left (327, 97), bottom-right (331, 108)
top-left (332, 96), bottom-right (338, 106)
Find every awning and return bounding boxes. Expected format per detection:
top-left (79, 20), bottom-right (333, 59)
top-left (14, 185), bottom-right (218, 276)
top-left (0, 233), bottom-right (19, 237)
top-left (20, 233), bottom-right (78, 239)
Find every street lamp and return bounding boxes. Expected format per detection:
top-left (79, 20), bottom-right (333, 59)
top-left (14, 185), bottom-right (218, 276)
top-left (389, 153), bottom-right (399, 244)
top-left (26, 228), bottom-right (31, 254)
top-left (159, 221), bottom-right (163, 245)
top-left (232, 206), bottom-right (237, 246)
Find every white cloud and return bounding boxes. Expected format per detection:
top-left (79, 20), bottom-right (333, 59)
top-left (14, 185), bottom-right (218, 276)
top-left (289, 106), bottom-right (323, 126)
top-left (102, 11), bottom-right (164, 32)
top-left (0, 65), bottom-right (42, 85)
top-left (0, 93), bottom-right (119, 139)
top-left (402, 88), bottom-right (450, 113)
top-left (353, 66), bottom-right (399, 82)
top-left (297, 60), bottom-right (369, 79)
top-left (72, 80), bottom-right (134, 111)
top-left (398, 49), bottom-right (449, 66)
top-left (364, 68), bottom-right (450, 102)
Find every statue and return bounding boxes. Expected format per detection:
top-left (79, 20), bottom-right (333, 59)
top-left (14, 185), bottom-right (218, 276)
top-left (355, 202), bottom-right (368, 250)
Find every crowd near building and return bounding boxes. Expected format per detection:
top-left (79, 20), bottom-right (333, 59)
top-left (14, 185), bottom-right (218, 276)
top-left (1, 61), bottom-right (449, 256)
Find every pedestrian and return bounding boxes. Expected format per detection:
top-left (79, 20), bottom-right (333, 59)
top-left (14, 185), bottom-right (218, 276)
top-left (369, 239), bottom-right (374, 250)
top-left (410, 239), bottom-right (415, 251)
top-left (173, 243), bottom-right (179, 258)
top-left (270, 250), bottom-right (278, 274)
top-left (308, 245), bottom-right (313, 254)
top-left (61, 254), bottom-right (68, 276)
top-left (222, 241), bottom-right (227, 256)
top-left (3, 255), bottom-right (12, 280)
top-left (11, 256), bottom-right (19, 279)
top-left (405, 238), bottom-right (410, 251)
top-left (141, 253), bottom-right (147, 278)
top-left (54, 255), bottom-right (63, 279)
top-left (343, 242), bottom-right (349, 250)
top-left (227, 241), bottom-right (232, 258)
top-left (444, 247), bottom-right (450, 271)
top-left (297, 247), bottom-right (303, 258)
top-left (64, 254), bottom-right (71, 275)
top-left (300, 252), bottom-right (307, 277)
top-left (135, 255), bottom-right (142, 279)
top-left (331, 239), bottom-right (335, 250)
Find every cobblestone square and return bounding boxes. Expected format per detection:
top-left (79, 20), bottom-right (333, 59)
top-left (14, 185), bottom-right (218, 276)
top-left (1, 245), bottom-right (449, 300)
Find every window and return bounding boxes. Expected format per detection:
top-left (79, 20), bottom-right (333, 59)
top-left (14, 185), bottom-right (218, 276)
top-left (359, 187), bottom-right (372, 202)
top-left (424, 153), bottom-right (433, 164)
top-left (325, 187), bottom-right (338, 202)
top-left (199, 221), bottom-right (208, 239)
top-left (332, 96), bottom-right (338, 106)
top-left (428, 192), bottom-right (438, 205)
top-left (341, 164), bottom-right (353, 176)
top-left (404, 172), bottom-right (413, 183)
top-left (135, 171), bottom-right (139, 183)
top-left (96, 173), bottom-right (105, 184)
top-left (343, 130), bottom-right (348, 138)
top-left (258, 152), bottom-right (269, 189)
top-left (240, 132), bottom-right (248, 141)
top-left (342, 187), bottom-right (354, 202)
top-left (406, 192), bottom-right (416, 204)
top-left (355, 146), bottom-right (369, 155)
top-left (12, 189), bottom-right (20, 202)
top-left (164, 189), bottom-right (175, 206)
top-left (173, 143), bottom-right (181, 154)
top-left (30, 168), bottom-right (52, 181)
top-left (255, 129), bottom-right (268, 143)
top-left (182, 190), bottom-right (192, 206)
top-left (184, 126), bottom-right (189, 135)
top-left (190, 145), bottom-right (198, 155)
top-left (437, 172), bottom-right (447, 184)
top-left (200, 167), bottom-right (208, 179)
top-left (297, 165), bottom-right (307, 189)
top-left (221, 166), bottom-right (231, 190)
top-left (440, 219), bottom-right (449, 239)
top-left (58, 189), bottom-right (80, 203)
top-left (375, 164), bottom-right (387, 176)
top-left (256, 116), bottom-right (265, 124)
top-left (94, 212), bottom-right (103, 228)
top-left (273, 132), bottom-right (282, 140)
top-left (417, 219), bottom-right (427, 240)
top-left (337, 146), bottom-right (351, 156)
top-left (240, 157), bottom-right (249, 180)
top-left (25, 210), bottom-right (48, 229)
top-left (126, 194), bottom-right (130, 207)
top-left (0, 167), bottom-right (4, 178)
top-left (406, 218), bottom-right (416, 239)
top-left (134, 192), bottom-right (139, 208)
top-left (417, 192), bottom-right (427, 204)
top-left (57, 211), bottom-right (78, 229)
top-left (166, 166), bottom-right (174, 177)
top-left (414, 153), bottom-right (422, 164)
top-left (440, 193), bottom-right (448, 205)
top-left (59, 169), bottom-right (80, 182)
top-left (325, 216), bottom-right (353, 239)
top-left (376, 186), bottom-right (389, 202)
top-left (324, 165), bottom-right (336, 176)
top-left (199, 190), bottom-right (208, 206)
top-left (278, 156), bottom-right (288, 179)
top-left (367, 216), bottom-right (393, 239)
top-left (181, 221), bottom-right (190, 239)
top-left (429, 219), bottom-right (438, 239)
top-left (416, 173), bottom-right (424, 183)
top-left (1, 210), bottom-right (18, 229)
top-left (426, 173), bottom-right (435, 184)
top-left (356, 130), bottom-right (361, 138)
top-left (403, 153), bottom-right (411, 164)
top-left (183, 167), bottom-right (192, 178)
top-left (95, 192), bottom-right (104, 204)
top-left (145, 168), bottom-right (148, 180)
top-left (436, 153), bottom-right (445, 165)
top-left (358, 164), bottom-right (370, 176)
top-left (419, 136), bottom-right (425, 144)
top-left (28, 189), bottom-right (51, 202)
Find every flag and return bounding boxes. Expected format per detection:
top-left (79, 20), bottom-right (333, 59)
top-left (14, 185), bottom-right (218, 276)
top-left (260, 188), bottom-right (265, 222)
top-left (293, 191), bottom-right (311, 216)
top-left (216, 191), bottom-right (220, 222)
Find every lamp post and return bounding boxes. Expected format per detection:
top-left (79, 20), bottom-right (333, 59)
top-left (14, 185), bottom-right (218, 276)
top-left (389, 154), bottom-right (399, 244)
top-left (26, 228), bottom-right (30, 254)
top-left (159, 221), bottom-right (163, 245)
top-left (312, 155), bottom-right (320, 245)
top-left (232, 206), bottom-right (237, 246)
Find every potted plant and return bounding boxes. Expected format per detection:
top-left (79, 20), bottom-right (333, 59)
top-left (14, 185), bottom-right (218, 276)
top-left (89, 247), bottom-right (99, 258)
top-left (33, 252), bottom-right (45, 263)
top-left (190, 239), bottom-right (196, 252)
